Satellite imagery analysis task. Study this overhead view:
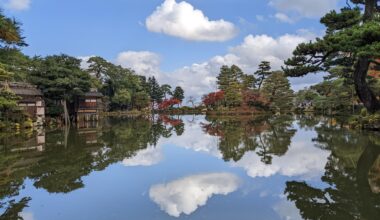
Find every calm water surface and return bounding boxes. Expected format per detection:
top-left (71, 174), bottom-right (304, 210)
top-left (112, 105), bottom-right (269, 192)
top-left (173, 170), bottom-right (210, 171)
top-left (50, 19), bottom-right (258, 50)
top-left (1, 115), bottom-right (380, 220)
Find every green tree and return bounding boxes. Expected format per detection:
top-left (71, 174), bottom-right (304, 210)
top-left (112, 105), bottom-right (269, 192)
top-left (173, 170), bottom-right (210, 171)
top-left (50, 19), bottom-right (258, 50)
top-left (0, 85), bottom-right (20, 122)
top-left (133, 91), bottom-right (150, 110)
top-left (262, 71), bottom-right (294, 112)
top-left (112, 89), bottom-right (131, 110)
top-left (148, 77), bottom-right (163, 106)
top-left (160, 84), bottom-right (172, 99)
top-left (216, 65), bottom-right (245, 107)
top-left (283, 1), bottom-right (380, 112)
top-left (30, 55), bottom-right (91, 124)
top-left (0, 11), bottom-right (29, 82)
top-left (87, 56), bottom-right (111, 80)
top-left (0, 11), bottom-right (27, 47)
top-left (255, 61), bottom-right (271, 90)
top-left (0, 49), bottom-right (31, 81)
top-left (173, 86), bottom-right (185, 102)
top-left (241, 74), bottom-right (256, 90)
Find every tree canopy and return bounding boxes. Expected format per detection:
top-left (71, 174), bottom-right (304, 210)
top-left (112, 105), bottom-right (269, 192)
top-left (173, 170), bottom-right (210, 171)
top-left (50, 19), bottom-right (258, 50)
top-left (283, 0), bottom-right (380, 112)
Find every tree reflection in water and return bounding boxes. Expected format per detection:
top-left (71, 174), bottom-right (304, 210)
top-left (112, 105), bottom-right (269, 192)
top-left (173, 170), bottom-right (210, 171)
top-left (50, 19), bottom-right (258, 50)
top-left (285, 119), bottom-right (380, 220)
top-left (0, 116), bottom-right (184, 219)
top-left (1, 115), bottom-right (379, 219)
top-left (201, 115), bottom-right (296, 164)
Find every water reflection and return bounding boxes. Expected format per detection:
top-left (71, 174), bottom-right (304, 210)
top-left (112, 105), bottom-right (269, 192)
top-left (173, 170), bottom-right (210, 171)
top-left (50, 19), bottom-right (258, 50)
top-left (201, 115), bottom-right (297, 164)
top-left (285, 122), bottom-right (380, 219)
top-left (149, 173), bottom-right (240, 217)
top-left (0, 116), bottom-right (183, 219)
top-left (0, 114), bottom-right (379, 219)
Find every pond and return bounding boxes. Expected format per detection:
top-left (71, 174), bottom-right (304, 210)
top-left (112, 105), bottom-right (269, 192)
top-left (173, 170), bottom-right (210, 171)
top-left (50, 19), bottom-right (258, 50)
top-left (1, 115), bottom-right (380, 220)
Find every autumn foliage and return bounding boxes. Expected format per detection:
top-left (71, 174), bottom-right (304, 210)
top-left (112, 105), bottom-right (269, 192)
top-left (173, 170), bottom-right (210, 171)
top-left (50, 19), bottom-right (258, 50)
top-left (160, 115), bottom-right (183, 127)
top-left (202, 91), bottom-right (225, 107)
top-left (242, 90), bottom-right (269, 109)
top-left (158, 98), bottom-right (181, 110)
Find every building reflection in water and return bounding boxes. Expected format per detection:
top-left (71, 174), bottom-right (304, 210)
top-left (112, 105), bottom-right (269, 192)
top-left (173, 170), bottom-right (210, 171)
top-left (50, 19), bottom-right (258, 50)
top-left (0, 115), bottom-right (379, 219)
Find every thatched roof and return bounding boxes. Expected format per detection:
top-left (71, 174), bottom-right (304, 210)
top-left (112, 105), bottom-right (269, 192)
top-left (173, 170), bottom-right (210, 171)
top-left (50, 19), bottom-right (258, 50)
top-left (83, 91), bottom-right (103, 98)
top-left (1, 82), bottom-right (43, 96)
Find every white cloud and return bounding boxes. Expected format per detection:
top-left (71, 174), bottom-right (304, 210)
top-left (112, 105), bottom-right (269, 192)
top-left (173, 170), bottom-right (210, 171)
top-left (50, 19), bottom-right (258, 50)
top-left (77, 55), bottom-right (95, 70)
top-left (149, 173), bottom-right (240, 217)
top-left (232, 140), bottom-right (329, 179)
top-left (3, 0), bottom-right (30, 11)
top-left (146, 0), bottom-right (238, 42)
top-left (90, 31), bottom-right (321, 98)
top-left (269, 0), bottom-right (339, 18)
top-left (160, 116), bottom-right (222, 157)
top-left (116, 51), bottom-right (161, 78)
top-left (122, 146), bottom-right (163, 167)
top-left (275, 13), bottom-right (294, 24)
top-left (273, 199), bottom-right (302, 220)
top-left (166, 32), bottom-right (317, 97)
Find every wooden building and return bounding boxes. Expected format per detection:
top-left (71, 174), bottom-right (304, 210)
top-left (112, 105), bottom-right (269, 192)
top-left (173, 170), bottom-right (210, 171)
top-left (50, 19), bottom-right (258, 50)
top-left (5, 82), bottom-right (45, 125)
top-left (75, 89), bottom-right (103, 122)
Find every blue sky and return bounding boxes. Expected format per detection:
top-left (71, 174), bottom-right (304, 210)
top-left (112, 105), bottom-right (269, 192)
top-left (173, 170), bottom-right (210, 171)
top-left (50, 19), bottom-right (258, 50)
top-left (1, 0), bottom-right (346, 97)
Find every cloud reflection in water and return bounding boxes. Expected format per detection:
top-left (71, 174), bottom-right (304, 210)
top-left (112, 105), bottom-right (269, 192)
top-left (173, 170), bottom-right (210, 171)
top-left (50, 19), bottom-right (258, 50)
top-left (149, 173), bottom-right (240, 217)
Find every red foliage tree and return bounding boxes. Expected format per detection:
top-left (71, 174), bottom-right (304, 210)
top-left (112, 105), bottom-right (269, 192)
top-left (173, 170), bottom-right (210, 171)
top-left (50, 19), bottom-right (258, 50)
top-left (160, 115), bottom-right (183, 127)
top-left (202, 91), bottom-right (225, 107)
top-left (242, 90), bottom-right (269, 109)
top-left (158, 98), bottom-right (181, 110)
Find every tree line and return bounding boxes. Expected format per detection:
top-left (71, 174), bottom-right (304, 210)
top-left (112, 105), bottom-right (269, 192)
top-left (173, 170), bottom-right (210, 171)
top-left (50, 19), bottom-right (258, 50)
top-left (0, 10), bottom-right (185, 125)
top-left (202, 62), bottom-right (294, 113)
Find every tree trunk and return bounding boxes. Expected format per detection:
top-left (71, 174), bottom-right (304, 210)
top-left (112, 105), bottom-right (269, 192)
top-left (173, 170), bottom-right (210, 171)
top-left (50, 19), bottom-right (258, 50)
top-left (364, 0), bottom-right (377, 21)
top-left (62, 99), bottom-right (70, 126)
top-left (353, 58), bottom-right (380, 113)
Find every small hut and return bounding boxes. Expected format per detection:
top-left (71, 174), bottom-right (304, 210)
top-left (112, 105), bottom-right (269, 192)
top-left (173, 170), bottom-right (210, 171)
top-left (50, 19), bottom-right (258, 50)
top-left (75, 89), bottom-right (103, 122)
top-left (5, 82), bottom-right (45, 125)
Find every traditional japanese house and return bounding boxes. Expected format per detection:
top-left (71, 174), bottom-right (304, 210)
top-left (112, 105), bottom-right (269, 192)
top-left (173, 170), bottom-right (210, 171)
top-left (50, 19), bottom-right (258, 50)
top-left (368, 59), bottom-right (380, 79)
top-left (75, 89), bottom-right (103, 122)
top-left (4, 82), bottom-right (45, 125)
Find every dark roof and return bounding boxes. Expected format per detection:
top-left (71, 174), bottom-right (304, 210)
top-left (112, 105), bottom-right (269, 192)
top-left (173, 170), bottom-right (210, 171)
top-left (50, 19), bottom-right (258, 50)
top-left (2, 82), bottom-right (43, 96)
top-left (83, 91), bottom-right (103, 98)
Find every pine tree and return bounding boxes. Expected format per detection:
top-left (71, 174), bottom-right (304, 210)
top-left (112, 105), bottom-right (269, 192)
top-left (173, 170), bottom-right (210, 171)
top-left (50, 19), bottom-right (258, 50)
top-left (30, 55), bottom-right (91, 124)
top-left (216, 65), bottom-right (245, 107)
top-left (148, 77), bottom-right (163, 105)
top-left (161, 84), bottom-right (172, 99)
top-left (284, 0), bottom-right (380, 112)
top-left (255, 61), bottom-right (271, 90)
top-left (173, 86), bottom-right (184, 102)
top-left (262, 71), bottom-right (294, 112)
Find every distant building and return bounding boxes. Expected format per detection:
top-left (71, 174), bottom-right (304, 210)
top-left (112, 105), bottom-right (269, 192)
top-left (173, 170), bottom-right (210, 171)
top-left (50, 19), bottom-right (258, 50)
top-left (75, 89), bottom-right (103, 121)
top-left (4, 82), bottom-right (45, 125)
top-left (368, 59), bottom-right (380, 79)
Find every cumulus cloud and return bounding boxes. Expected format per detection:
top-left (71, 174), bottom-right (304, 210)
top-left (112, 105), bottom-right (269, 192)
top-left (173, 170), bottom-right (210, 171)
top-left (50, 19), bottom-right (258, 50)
top-left (116, 51), bottom-right (161, 78)
top-left (86, 31), bottom-right (321, 98)
top-left (164, 31), bottom-right (318, 97)
top-left (161, 116), bottom-right (328, 179)
top-left (269, 0), bottom-right (339, 18)
top-left (122, 146), bottom-right (163, 167)
top-left (232, 140), bottom-right (329, 179)
top-left (146, 0), bottom-right (238, 42)
top-left (149, 173), bottom-right (240, 217)
top-left (275, 13), bottom-right (294, 23)
top-left (3, 0), bottom-right (30, 11)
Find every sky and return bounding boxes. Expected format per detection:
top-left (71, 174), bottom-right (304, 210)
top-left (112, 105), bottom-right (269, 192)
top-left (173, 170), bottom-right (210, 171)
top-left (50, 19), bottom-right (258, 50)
top-left (1, 0), bottom-right (347, 98)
